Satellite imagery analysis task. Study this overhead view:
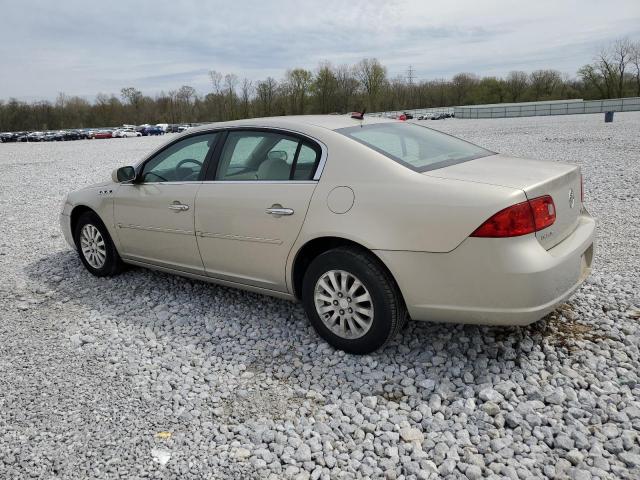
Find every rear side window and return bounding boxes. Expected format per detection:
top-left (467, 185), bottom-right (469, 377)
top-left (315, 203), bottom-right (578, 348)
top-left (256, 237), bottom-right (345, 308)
top-left (292, 144), bottom-right (319, 180)
top-left (215, 130), bottom-right (321, 181)
top-left (337, 123), bottom-right (492, 172)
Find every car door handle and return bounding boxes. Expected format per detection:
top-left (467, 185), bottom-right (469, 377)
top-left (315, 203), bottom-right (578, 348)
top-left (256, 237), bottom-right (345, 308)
top-left (266, 206), bottom-right (294, 216)
top-left (168, 202), bottom-right (190, 211)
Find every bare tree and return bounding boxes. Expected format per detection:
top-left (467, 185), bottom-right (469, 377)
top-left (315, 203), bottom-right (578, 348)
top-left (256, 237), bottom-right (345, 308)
top-left (335, 64), bottom-right (358, 113)
top-left (505, 71), bottom-right (529, 102)
top-left (631, 41), bottom-right (640, 97)
top-left (313, 62), bottom-right (337, 113)
top-left (578, 64), bottom-right (606, 98)
top-left (208, 70), bottom-right (223, 94)
top-left (120, 87), bottom-right (143, 106)
top-left (451, 73), bottom-right (479, 105)
top-left (256, 77), bottom-right (277, 116)
top-left (529, 70), bottom-right (562, 100)
top-left (56, 92), bottom-right (68, 109)
top-left (176, 86), bottom-right (196, 122)
top-left (120, 87), bottom-right (143, 122)
top-left (166, 90), bottom-right (179, 123)
top-left (285, 68), bottom-right (313, 114)
top-left (476, 77), bottom-right (506, 104)
top-left (611, 38), bottom-right (633, 97)
top-left (578, 38), bottom-right (634, 99)
top-left (240, 78), bottom-right (253, 118)
top-left (177, 85), bottom-right (196, 104)
top-left (354, 58), bottom-right (387, 111)
top-left (388, 75), bottom-right (410, 110)
top-left (223, 74), bottom-right (239, 120)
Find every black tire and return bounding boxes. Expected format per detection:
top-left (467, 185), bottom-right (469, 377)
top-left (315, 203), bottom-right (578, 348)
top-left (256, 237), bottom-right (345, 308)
top-left (73, 211), bottom-right (124, 277)
top-left (301, 247), bottom-right (407, 354)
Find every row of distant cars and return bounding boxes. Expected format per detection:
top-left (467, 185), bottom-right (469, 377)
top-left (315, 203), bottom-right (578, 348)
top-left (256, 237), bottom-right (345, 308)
top-left (0, 123), bottom-right (195, 143)
top-left (392, 112), bottom-right (455, 121)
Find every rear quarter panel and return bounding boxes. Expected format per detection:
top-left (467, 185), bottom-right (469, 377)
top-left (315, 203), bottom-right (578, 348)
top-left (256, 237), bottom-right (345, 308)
top-left (292, 134), bottom-right (526, 254)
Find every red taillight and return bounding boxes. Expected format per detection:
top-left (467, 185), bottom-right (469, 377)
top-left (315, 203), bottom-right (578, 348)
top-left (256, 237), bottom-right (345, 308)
top-left (470, 201), bottom-right (535, 237)
top-left (529, 195), bottom-right (556, 230)
top-left (471, 195), bottom-right (556, 238)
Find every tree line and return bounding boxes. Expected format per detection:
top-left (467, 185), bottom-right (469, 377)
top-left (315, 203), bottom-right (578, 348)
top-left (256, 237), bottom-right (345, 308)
top-left (1, 38), bottom-right (638, 132)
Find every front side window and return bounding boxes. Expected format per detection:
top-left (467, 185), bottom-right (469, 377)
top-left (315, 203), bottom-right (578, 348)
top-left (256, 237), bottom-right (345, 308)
top-left (215, 130), bottom-right (320, 181)
top-left (140, 133), bottom-right (218, 182)
top-left (337, 123), bottom-right (492, 172)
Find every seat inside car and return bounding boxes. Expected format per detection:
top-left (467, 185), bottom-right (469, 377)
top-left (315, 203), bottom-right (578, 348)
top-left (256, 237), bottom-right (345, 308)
top-left (257, 152), bottom-right (289, 180)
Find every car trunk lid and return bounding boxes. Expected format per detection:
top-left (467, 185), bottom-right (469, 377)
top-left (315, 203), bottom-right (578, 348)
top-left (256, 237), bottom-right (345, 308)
top-left (424, 154), bottom-right (582, 249)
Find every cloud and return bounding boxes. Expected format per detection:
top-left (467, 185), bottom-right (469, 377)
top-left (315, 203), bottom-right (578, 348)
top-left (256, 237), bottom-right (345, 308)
top-left (1, 0), bottom-right (638, 100)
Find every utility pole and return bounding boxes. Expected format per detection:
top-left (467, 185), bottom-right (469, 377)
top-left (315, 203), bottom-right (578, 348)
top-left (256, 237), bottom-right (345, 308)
top-left (407, 65), bottom-right (415, 86)
top-left (406, 65), bottom-right (416, 110)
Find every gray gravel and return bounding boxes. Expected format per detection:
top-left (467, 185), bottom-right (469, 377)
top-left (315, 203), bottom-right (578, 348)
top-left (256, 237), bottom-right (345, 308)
top-left (1, 113), bottom-right (639, 479)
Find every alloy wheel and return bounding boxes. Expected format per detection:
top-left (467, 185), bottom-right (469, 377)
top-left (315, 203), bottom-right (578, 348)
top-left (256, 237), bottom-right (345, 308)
top-left (79, 224), bottom-right (106, 269)
top-left (314, 269), bottom-right (374, 339)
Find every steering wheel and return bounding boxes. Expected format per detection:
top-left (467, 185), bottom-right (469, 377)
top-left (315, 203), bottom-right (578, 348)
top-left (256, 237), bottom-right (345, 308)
top-left (176, 158), bottom-right (203, 169)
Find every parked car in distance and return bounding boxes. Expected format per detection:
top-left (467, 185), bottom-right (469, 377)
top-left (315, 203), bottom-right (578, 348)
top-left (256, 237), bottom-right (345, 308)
top-left (25, 131), bottom-right (44, 142)
top-left (142, 126), bottom-right (164, 136)
top-left (49, 131), bottom-right (67, 141)
top-left (123, 129), bottom-right (142, 138)
top-left (60, 115), bottom-right (594, 353)
top-left (396, 113), bottom-right (414, 121)
top-left (113, 129), bottom-right (142, 138)
top-left (0, 132), bottom-right (18, 142)
top-left (91, 130), bottom-right (113, 139)
top-left (63, 130), bottom-right (82, 141)
top-left (73, 129), bottom-right (91, 140)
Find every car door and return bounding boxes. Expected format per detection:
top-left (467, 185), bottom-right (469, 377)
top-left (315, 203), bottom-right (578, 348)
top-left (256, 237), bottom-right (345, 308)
top-left (113, 132), bottom-right (220, 274)
top-left (194, 129), bottom-right (323, 292)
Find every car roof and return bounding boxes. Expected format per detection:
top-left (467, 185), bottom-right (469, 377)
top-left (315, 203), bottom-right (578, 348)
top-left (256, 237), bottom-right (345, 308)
top-left (189, 114), bottom-right (399, 133)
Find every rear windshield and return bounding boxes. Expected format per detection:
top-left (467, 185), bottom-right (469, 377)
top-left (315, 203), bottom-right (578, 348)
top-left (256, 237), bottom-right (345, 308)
top-left (337, 122), bottom-right (493, 172)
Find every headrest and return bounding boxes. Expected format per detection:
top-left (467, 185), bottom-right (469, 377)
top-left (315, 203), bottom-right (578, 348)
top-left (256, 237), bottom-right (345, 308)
top-left (257, 158), bottom-right (289, 180)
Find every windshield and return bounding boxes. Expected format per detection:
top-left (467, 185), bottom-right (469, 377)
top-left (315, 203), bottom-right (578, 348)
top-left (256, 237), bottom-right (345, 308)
top-left (337, 122), bottom-right (493, 172)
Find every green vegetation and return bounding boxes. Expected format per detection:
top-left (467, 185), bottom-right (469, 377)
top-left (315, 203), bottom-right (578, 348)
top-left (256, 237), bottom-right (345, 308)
top-left (1, 38), bottom-right (638, 131)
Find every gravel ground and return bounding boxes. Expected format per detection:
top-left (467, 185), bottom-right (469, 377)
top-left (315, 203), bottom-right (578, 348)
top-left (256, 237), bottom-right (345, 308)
top-left (1, 113), bottom-right (639, 479)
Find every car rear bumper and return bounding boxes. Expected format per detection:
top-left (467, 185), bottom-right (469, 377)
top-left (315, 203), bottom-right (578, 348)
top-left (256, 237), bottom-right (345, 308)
top-left (375, 210), bottom-right (595, 326)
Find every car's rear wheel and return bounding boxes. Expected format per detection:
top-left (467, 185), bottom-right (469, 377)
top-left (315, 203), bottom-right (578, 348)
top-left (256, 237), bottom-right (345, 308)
top-left (74, 211), bottom-right (124, 277)
top-left (301, 247), bottom-right (406, 354)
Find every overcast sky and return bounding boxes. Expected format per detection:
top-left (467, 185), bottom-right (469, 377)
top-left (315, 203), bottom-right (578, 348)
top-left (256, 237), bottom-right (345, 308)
top-left (1, 0), bottom-right (639, 102)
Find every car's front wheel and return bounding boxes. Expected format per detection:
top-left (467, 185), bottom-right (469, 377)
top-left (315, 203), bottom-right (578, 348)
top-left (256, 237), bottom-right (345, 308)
top-left (73, 211), bottom-right (124, 277)
top-left (301, 247), bottom-right (406, 354)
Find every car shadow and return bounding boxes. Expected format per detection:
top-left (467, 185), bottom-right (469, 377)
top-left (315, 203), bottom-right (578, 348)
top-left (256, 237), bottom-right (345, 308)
top-left (24, 249), bottom-right (577, 398)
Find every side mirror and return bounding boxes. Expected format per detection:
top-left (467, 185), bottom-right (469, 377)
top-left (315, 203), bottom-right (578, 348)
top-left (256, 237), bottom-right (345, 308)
top-left (112, 166), bottom-right (136, 183)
